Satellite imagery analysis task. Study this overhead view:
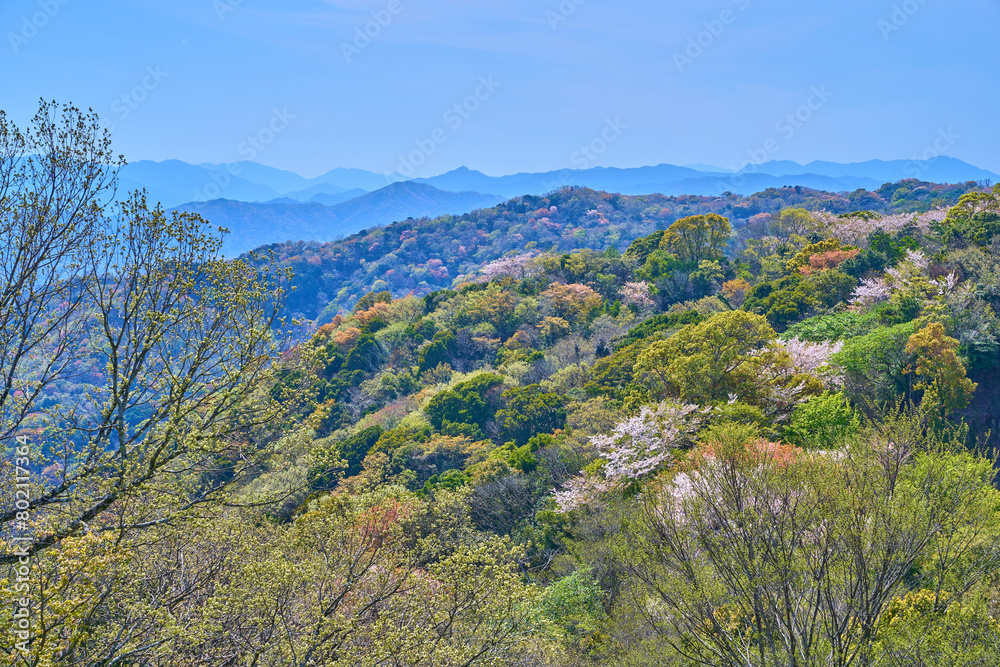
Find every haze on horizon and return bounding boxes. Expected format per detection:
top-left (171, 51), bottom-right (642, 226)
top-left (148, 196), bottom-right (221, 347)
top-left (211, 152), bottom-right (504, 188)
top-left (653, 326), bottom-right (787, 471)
top-left (1, 0), bottom-right (997, 178)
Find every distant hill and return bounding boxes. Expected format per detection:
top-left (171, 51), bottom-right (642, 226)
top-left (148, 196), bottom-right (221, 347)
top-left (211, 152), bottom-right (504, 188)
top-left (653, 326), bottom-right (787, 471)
top-left (173, 182), bottom-right (504, 256)
top-left (639, 172), bottom-right (882, 197)
top-left (308, 188), bottom-right (369, 206)
top-left (413, 164), bottom-right (711, 198)
top-left (277, 183), bottom-right (358, 203)
top-left (308, 167), bottom-right (393, 191)
top-left (748, 157), bottom-right (998, 183)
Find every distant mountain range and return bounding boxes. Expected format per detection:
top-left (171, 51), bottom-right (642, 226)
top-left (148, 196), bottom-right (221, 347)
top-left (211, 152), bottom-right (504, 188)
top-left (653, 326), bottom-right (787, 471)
top-left (113, 156), bottom-right (999, 256)
top-left (119, 160), bottom-right (395, 208)
top-left (411, 158), bottom-right (998, 198)
top-left (124, 156), bottom-right (999, 209)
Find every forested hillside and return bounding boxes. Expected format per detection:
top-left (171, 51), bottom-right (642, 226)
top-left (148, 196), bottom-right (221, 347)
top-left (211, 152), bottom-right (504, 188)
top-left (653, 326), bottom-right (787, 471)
top-left (264, 179), bottom-right (982, 322)
top-left (4, 104), bottom-right (1000, 667)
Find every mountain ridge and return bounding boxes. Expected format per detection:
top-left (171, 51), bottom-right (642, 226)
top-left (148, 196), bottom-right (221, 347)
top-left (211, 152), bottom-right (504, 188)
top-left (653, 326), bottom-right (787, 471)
top-left (123, 157), bottom-right (998, 209)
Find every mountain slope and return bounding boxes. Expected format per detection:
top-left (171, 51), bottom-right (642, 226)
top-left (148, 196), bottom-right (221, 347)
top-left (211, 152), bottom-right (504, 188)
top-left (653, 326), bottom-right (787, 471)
top-left (309, 188), bottom-right (369, 206)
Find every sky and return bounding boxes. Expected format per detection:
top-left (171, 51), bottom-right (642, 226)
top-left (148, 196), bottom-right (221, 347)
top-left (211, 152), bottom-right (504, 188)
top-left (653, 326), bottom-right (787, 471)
top-left (1, 0), bottom-right (997, 178)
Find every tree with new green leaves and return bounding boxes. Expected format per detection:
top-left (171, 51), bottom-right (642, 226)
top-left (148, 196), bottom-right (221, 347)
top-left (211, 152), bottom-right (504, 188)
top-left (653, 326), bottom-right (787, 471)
top-left (783, 391), bottom-right (860, 449)
top-left (496, 384), bottom-right (568, 446)
top-left (635, 311), bottom-right (787, 405)
top-left (617, 416), bottom-right (1000, 667)
top-left (353, 289), bottom-right (393, 313)
top-left (426, 373), bottom-right (504, 431)
top-left (937, 184), bottom-right (1000, 248)
top-left (418, 329), bottom-right (457, 374)
top-left (774, 206), bottom-right (825, 237)
top-left (623, 230), bottom-right (667, 264)
top-left (875, 588), bottom-right (1000, 666)
top-left (0, 102), bottom-right (289, 568)
top-left (906, 322), bottom-right (978, 419)
top-left (834, 321), bottom-right (919, 409)
top-left (744, 270), bottom-right (858, 331)
top-left (538, 568), bottom-right (608, 653)
top-left (660, 213), bottom-right (732, 264)
top-left (92, 489), bottom-right (563, 667)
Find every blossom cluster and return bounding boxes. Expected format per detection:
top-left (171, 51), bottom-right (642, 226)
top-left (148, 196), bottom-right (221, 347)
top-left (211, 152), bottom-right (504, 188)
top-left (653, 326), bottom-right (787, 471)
top-left (782, 338), bottom-right (844, 386)
top-left (554, 403), bottom-right (704, 513)
top-left (594, 403), bottom-right (703, 481)
top-left (826, 210), bottom-right (945, 247)
top-left (850, 277), bottom-right (892, 307)
top-left (619, 281), bottom-right (654, 310)
top-left (476, 252), bottom-right (541, 283)
top-left (553, 475), bottom-right (614, 513)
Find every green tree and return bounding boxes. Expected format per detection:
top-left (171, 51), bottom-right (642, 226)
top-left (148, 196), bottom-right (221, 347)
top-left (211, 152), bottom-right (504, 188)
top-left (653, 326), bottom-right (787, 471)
top-left (0, 102), bottom-right (288, 567)
top-left (618, 418), bottom-right (1000, 667)
top-left (418, 329), bottom-right (457, 374)
top-left (635, 311), bottom-right (786, 404)
top-left (834, 321), bottom-right (919, 409)
top-left (744, 270), bottom-right (857, 331)
top-left (783, 392), bottom-right (860, 449)
top-left (660, 213), bottom-right (732, 264)
top-left (496, 384), bottom-right (568, 446)
top-left (425, 373), bottom-right (504, 431)
top-left (937, 184), bottom-right (1000, 248)
top-left (905, 322), bottom-right (978, 419)
top-left (875, 588), bottom-right (1000, 666)
top-left (353, 289), bottom-right (393, 312)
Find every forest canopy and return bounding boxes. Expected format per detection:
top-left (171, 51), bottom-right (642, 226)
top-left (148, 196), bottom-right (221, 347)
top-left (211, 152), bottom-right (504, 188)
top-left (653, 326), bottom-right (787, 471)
top-left (3, 102), bottom-right (1000, 666)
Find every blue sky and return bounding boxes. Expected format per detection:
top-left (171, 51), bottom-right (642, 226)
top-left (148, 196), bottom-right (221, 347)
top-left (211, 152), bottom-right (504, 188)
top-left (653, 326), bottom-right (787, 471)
top-left (1, 0), bottom-right (996, 177)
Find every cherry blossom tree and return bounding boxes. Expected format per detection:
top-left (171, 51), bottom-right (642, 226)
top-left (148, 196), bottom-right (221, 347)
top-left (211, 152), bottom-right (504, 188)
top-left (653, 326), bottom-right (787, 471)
top-left (782, 338), bottom-right (844, 387)
top-left (619, 281), bottom-right (654, 311)
top-left (553, 403), bottom-right (704, 513)
top-left (850, 276), bottom-right (892, 307)
top-left (828, 210), bottom-right (946, 247)
top-left (477, 252), bottom-right (542, 283)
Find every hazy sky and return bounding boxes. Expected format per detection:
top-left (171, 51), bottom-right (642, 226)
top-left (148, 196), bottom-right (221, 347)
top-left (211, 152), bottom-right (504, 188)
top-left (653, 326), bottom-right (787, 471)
top-left (1, 0), bottom-right (996, 177)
